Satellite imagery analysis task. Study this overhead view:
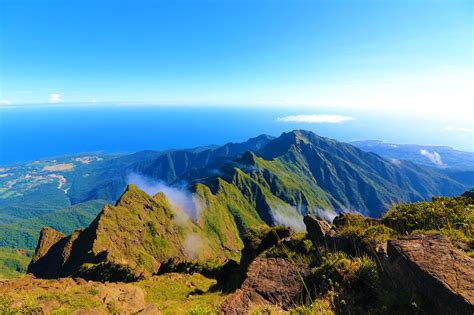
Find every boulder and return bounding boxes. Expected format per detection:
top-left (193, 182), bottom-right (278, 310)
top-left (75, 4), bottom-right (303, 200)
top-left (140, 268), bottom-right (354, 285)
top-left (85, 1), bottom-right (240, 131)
top-left (303, 215), bottom-right (332, 246)
top-left (27, 228), bottom-right (90, 279)
top-left (220, 258), bottom-right (310, 314)
top-left (383, 234), bottom-right (474, 314)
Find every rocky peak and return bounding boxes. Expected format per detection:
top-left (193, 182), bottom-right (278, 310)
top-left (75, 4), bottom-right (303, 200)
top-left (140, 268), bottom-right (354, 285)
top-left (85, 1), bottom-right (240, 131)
top-left (31, 227), bottom-right (65, 264)
top-left (115, 183), bottom-right (151, 207)
top-left (27, 184), bottom-right (242, 281)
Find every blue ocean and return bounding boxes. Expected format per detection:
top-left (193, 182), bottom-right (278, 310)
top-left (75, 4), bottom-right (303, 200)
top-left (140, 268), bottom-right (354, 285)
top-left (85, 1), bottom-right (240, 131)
top-left (0, 105), bottom-right (470, 165)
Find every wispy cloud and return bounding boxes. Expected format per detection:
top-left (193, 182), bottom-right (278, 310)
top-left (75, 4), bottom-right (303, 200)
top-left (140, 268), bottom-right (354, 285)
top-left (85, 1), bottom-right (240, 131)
top-left (49, 93), bottom-right (63, 103)
top-left (442, 125), bottom-right (472, 133)
top-left (276, 114), bottom-right (354, 124)
top-left (420, 149), bottom-right (445, 167)
top-left (126, 172), bottom-right (201, 221)
top-left (0, 100), bottom-right (12, 105)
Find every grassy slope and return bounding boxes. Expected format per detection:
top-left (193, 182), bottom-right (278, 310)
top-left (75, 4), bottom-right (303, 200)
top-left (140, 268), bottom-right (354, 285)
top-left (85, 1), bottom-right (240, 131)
top-left (254, 130), bottom-right (467, 216)
top-left (0, 273), bottom-right (224, 314)
top-left (84, 184), bottom-right (245, 278)
top-left (137, 273), bottom-right (226, 314)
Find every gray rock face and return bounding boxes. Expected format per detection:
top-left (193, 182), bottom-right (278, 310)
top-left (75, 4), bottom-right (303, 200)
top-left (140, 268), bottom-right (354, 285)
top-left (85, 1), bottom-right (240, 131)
top-left (383, 234), bottom-right (474, 315)
top-left (220, 258), bottom-right (310, 314)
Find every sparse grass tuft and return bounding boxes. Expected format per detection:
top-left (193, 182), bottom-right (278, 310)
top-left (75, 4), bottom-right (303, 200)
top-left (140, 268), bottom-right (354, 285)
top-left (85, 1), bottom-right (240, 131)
top-left (137, 273), bottom-right (227, 314)
top-left (335, 214), bottom-right (397, 251)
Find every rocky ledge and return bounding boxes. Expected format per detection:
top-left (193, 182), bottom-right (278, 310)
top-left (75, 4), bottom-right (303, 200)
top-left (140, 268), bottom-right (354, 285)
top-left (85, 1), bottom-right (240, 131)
top-left (220, 258), bottom-right (310, 314)
top-left (383, 234), bottom-right (474, 314)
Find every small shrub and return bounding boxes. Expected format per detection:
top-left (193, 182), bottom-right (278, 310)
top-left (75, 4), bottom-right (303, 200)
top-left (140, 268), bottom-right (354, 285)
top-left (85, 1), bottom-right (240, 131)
top-left (290, 297), bottom-right (335, 315)
top-left (186, 305), bottom-right (219, 315)
top-left (307, 252), bottom-right (379, 313)
top-left (382, 196), bottom-right (473, 245)
top-left (335, 214), bottom-right (396, 252)
top-left (88, 288), bottom-right (99, 296)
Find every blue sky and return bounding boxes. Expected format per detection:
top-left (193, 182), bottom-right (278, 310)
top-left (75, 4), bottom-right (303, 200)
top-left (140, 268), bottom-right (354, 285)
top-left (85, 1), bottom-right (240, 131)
top-left (0, 1), bottom-right (472, 119)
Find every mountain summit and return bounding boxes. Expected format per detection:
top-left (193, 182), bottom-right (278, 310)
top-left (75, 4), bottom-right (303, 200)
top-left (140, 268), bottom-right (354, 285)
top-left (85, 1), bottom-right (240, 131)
top-left (69, 130), bottom-right (469, 218)
top-left (249, 130), bottom-right (466, 215)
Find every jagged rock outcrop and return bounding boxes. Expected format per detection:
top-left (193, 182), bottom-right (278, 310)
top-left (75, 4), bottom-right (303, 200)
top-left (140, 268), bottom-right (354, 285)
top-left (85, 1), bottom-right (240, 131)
top-left (382, 234), bottom-right (474, 314)
top-left (30, 227), bottom-right (65, 264)
top-left (28, 184), bottom-right (244, 281)
top-left (220, 258), bottom-right (310, 314)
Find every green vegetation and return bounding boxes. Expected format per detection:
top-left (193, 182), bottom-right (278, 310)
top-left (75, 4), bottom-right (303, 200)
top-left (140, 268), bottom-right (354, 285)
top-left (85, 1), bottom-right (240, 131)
top-left (298, 250), bottom-right (417, 315)
top-left (0, 200), bottom-right (106, 249)
top-left (2, 193), bottom-right (472, 313)
top-left (335, 213), bottom-right (397, 250)
top-left (137, 273), bottom-right (225, 314)
top-left (0, 248), bottom-right (32, 279)
top-left (1, 131), bottom-right (472, 314)
top-left (327, 196), bottom-right (474, 255)
top-left (2, 130), bottom-right (468, 242)
top-left (0, 184), bottom-right (71, 221)
top-left (0, 278), bottom-right (109, 314)
top-left (0, 296), bottom-right (39, 315)
top-left (309, 252), bottom-right (378, 312)
top-left (289, 298), bottom-right (334, 315)
top-left (382, 196), bottom-right (473, 245)
top-left (259, 232), bottom-right (315, 265)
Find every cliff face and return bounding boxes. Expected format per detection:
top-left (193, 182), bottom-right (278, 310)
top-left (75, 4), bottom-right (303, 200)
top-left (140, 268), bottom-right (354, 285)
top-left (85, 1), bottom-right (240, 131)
top-left (27, 184), bottom-right (244, 280)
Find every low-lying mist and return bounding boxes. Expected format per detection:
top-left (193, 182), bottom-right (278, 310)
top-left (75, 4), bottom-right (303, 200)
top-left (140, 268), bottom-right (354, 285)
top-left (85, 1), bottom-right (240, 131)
top-left (126, 172), bottom-right (201, 221)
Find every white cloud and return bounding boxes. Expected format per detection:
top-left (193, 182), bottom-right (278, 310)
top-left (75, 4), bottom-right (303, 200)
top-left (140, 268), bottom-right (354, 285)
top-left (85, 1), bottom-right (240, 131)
top-left (0, 100), bottom-right (12, 105)
top-left (276, 114), bottom-right (354, 124)
top-left (420, 149), bottom-right (445, 167)
top-left (126, 172), bottom-right (201, 222)
top-left (442, 125), bottom-right (473, 133)
top-left (49, 93), bottom-right (63, 103)
top-left (390, 159), bottom-right (402, 167)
